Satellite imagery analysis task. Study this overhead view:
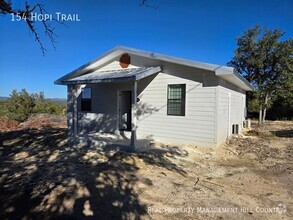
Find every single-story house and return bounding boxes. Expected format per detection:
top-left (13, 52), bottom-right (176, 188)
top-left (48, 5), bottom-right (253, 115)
top-left (55, 46), bottom-right (254, 148)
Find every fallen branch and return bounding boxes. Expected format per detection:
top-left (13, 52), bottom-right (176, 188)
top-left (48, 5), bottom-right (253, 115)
top-left (194, 177), bottom-right (199, 186)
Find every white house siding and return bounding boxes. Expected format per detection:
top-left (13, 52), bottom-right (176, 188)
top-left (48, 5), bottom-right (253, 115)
top-left (76, 82), bottom-right (133, 135)
top-left (216, 84), bottom-right (246, 146)
top-left (95, 54), bottom-right (163, 72)
top-left (67, 55), bottom-right (247, 147)
top-left (98, 60), bottom-right (138, 71)
top-left (137, 72), bottom-right (218, 147)
top-left (68, 54), bottom-right (161, 137)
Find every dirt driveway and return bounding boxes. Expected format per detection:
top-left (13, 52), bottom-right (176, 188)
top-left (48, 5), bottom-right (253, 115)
top-left (0, 120), bottom-right (292, 219)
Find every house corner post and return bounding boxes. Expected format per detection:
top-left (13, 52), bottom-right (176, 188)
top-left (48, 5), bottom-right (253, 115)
top-left (67, 85), bottom-right (78, 146)
top-left (130, 81), bottom-right (137, 149)
top-left (73, 85), bottom-right (78, 139)
top-left (67, 85), bottom-right (73, 145)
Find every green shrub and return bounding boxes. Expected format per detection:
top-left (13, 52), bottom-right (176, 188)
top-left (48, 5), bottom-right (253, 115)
top-left (3, 89), bottom-right (66, 122)
top-left (4, 89), bottom-right (36, 122)
top-left (0, 100), bottom-right (7, 117)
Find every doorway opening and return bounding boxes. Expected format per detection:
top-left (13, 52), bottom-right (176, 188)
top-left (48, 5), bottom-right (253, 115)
top-left (118, 91), bottom-right (132, 131)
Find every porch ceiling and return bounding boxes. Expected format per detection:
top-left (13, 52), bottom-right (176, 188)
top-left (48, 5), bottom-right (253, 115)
top-left (62, 66), bottom-right (161, 84)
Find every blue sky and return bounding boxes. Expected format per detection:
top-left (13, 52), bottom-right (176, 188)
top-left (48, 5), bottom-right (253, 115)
top-left (0, 0), bottom-right (292, 98)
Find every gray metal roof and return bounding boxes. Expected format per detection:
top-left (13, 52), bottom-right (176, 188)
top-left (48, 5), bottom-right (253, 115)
top-left (55, 46), bottom-right (254, 91)
top-left (62, 66), bottom-right (161, 84)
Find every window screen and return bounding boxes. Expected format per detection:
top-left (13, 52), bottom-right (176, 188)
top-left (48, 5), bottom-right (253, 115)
top-left (167, 84), bottom-right (186, 116)
top-left (81, 87), bottom-right (91, 111)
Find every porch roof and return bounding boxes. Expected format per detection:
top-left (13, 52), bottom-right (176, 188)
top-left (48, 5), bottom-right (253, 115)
top-left (62, 66), bottom-right (161, 84)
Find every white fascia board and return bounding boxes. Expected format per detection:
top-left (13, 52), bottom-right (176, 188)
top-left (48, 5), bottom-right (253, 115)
top-left (55, 46), bottom-right (221, 85)
top-left (54, 47), bottom-right (123, 85)
top-left (215, 67), bottom-right (254, 91)
top-left (215, 66), bottom-right (234, 75)
top-left (55, 46), bottom-right (254, 91)
top-left (116, 46), bottom-right (220, 71)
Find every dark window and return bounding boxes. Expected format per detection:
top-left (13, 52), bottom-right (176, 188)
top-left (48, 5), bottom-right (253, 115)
top-left (167, 84), bottom-right (186, 116)
top-left (81, 88), bottom-right (91, 111)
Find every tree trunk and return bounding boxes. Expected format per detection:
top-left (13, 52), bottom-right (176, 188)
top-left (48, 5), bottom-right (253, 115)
top-left (262, 93), bottom-right (269, 123)
top-left (263, 108), bottom-right (267, 123)
top-left (258, 106), bottom-right (263, 125)
top-left (258, 87), bottom-right (263, 126)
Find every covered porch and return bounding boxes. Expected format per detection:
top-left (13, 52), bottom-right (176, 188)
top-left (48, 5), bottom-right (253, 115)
top-left (63, 66), bottom-right (161, 150)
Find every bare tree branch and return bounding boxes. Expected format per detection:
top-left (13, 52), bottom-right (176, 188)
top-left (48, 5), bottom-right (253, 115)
top-left (1, 0), bottom-right (158, 55)
top-left (0, 0), bottom-right (59, 55)
top-left (139, 0), bottom-right (159, 9)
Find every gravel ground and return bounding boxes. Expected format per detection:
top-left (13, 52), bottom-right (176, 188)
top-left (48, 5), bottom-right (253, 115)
top-left (0, 117), bottom-right (292, 219)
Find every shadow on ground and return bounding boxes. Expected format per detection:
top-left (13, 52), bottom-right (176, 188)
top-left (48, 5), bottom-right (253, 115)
top-left (0, 128), bottom-right (187, 219)
top-left (271, 129), bottom-right (293, 138)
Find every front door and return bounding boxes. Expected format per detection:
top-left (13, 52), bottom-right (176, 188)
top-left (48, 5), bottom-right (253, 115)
top-left (119, 91), bottom-right (131, 131)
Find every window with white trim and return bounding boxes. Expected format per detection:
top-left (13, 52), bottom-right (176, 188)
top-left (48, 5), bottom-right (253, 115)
top-left (167, 84), bottom-right (186, 116)
top-left (81, 87), bottom-right (91, 111)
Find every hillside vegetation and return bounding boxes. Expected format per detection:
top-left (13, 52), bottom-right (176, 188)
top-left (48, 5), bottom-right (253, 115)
top-left (0, 89), bottom-right (66, 122)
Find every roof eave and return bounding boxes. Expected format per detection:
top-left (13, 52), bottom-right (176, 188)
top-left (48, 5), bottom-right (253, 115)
top-left (62, 76), bottom-right (136, 85)
top-left (61, 66), bottom-right (161, 85)
top-left (54, 46), bottom-right (124, 84)
top-left (54, 46), bottom-right (254, 91)
top-left (115, 46), bottom-right (220, 71)
top-left (215, 67), bottom-right (254, 91)
top-left (55, 46), bottom-right (221, 84)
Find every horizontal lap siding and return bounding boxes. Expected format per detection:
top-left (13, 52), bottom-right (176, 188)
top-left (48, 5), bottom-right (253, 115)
top-left (231, 93), bottom-right (244, 125)
top-left (137, 72), bottom-right (217, 147)
top-left (216, 86), bottom-right (245, 145)
top-left (72, 55), bottom-right (249, 148)
top-left (77, 83), bottom-right (132, 134)
top-left (217, 90), bottom-right (229, 144)
top-left (98, 60), bottom-right (138, 71)
top-left (78, 112), bottom-right (117, 134)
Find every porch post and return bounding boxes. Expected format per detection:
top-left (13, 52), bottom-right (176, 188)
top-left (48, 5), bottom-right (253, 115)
top-left (130, 81), bottom-right (137, 148)
top-left (73, 85), bottom-right (78, 138)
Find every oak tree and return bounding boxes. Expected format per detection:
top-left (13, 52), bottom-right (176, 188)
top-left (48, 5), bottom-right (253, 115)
top-left (228, 25), bottom-right (293, 124)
